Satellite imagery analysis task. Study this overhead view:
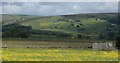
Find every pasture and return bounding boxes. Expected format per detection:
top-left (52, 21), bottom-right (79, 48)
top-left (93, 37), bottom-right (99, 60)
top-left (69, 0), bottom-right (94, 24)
top-left (2, 13), bottom-right (117, 40)
top-left (2, 48), bottom-right (118, 61)
top-left (2, 39), bottom-right (112, 48)
top-left (2, 40), bottom-right (118, 61)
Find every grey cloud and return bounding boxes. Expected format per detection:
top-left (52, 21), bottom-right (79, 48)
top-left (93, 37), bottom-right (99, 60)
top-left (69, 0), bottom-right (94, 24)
top-left (2, 2), bottom-right (118, 16)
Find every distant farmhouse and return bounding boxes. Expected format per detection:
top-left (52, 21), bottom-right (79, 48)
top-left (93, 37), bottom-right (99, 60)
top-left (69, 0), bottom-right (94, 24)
top-left (92, 42), bottom-right (116, 50)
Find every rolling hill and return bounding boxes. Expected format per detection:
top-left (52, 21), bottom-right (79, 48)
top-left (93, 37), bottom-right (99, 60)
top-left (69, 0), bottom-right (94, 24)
top-left (2, 13), bottom-right (118, 40)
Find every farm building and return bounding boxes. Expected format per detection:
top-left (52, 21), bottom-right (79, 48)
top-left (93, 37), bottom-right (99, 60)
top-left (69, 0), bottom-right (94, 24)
top-left (92, 42), bottom-right (116, 50)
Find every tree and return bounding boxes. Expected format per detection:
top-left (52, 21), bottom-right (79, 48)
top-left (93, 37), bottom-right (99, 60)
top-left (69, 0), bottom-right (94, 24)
top-left (116, 34), bottom-right (120, 49)
top-left (99, 34), bottom-right (104, 39)
top-left (106, 32), bottom-right (115, 40)
top-left (116, 31), bottom-right (120, 49)
top-left (108, 16), bottom-right (118, 24)
top-left (19, 31), bottom-right (29, 38)
top-left (77, 34), bottom-right (82, 38)
top-left (2, 24), bottom-right (31, 38)
top-left (2, 28), bottom-right (29, 38)
top-left (70, 23), bottom-right (74, 26)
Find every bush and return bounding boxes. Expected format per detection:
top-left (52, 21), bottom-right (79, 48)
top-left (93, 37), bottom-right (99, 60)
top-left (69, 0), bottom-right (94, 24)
top-left (2, 24), bottom-right (31, 38)
top-left (77, 34), bottom-right (82, 38)
top-left (2, 28), bottom-right (29, 38)
top-left (99, 34), bottom-right (106, 39)
top-left (116, 33), bottom-right (120, 49)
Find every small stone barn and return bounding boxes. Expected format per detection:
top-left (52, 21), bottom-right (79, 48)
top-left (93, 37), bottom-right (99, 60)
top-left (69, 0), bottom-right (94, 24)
top-left (92, 42), bottom-right (116, 50)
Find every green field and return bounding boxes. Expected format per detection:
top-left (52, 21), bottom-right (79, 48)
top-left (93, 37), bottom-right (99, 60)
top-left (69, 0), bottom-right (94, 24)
top-left (19, 16), bottom-right (109, 34)
top-left (2, 13), bottom-right (117, 39)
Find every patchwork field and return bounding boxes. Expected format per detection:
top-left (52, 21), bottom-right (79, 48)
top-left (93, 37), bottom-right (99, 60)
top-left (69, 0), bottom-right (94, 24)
top-left (2, 13), bottom-right (118, 39)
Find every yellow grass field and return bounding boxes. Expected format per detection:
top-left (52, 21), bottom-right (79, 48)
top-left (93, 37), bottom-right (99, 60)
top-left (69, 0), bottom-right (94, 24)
top-left (2, 48), bottom-right (118, 61)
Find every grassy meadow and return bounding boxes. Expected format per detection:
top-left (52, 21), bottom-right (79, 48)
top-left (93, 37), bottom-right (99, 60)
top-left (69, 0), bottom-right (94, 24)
top-left (2, 48), bottom-right (118, 61)
top-left (2, 40), bottom-right (118, 61)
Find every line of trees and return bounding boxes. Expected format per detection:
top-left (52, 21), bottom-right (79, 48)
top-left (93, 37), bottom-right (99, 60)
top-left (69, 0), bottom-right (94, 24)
top-left (2, 24), bottom-right (32, 38)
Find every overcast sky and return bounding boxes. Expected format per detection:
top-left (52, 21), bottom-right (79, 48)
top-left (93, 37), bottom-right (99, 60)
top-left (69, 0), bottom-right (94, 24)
top-left (1, 0), bottom-right (119, 2)
top-left (1, 2), bottom-right (118, 16)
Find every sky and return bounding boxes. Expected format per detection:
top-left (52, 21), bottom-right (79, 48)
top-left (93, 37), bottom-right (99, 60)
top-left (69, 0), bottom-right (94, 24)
top-left (0, 2), bottom-right (118, 16)
top-left (1, 0), bottom-right (119, 2)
